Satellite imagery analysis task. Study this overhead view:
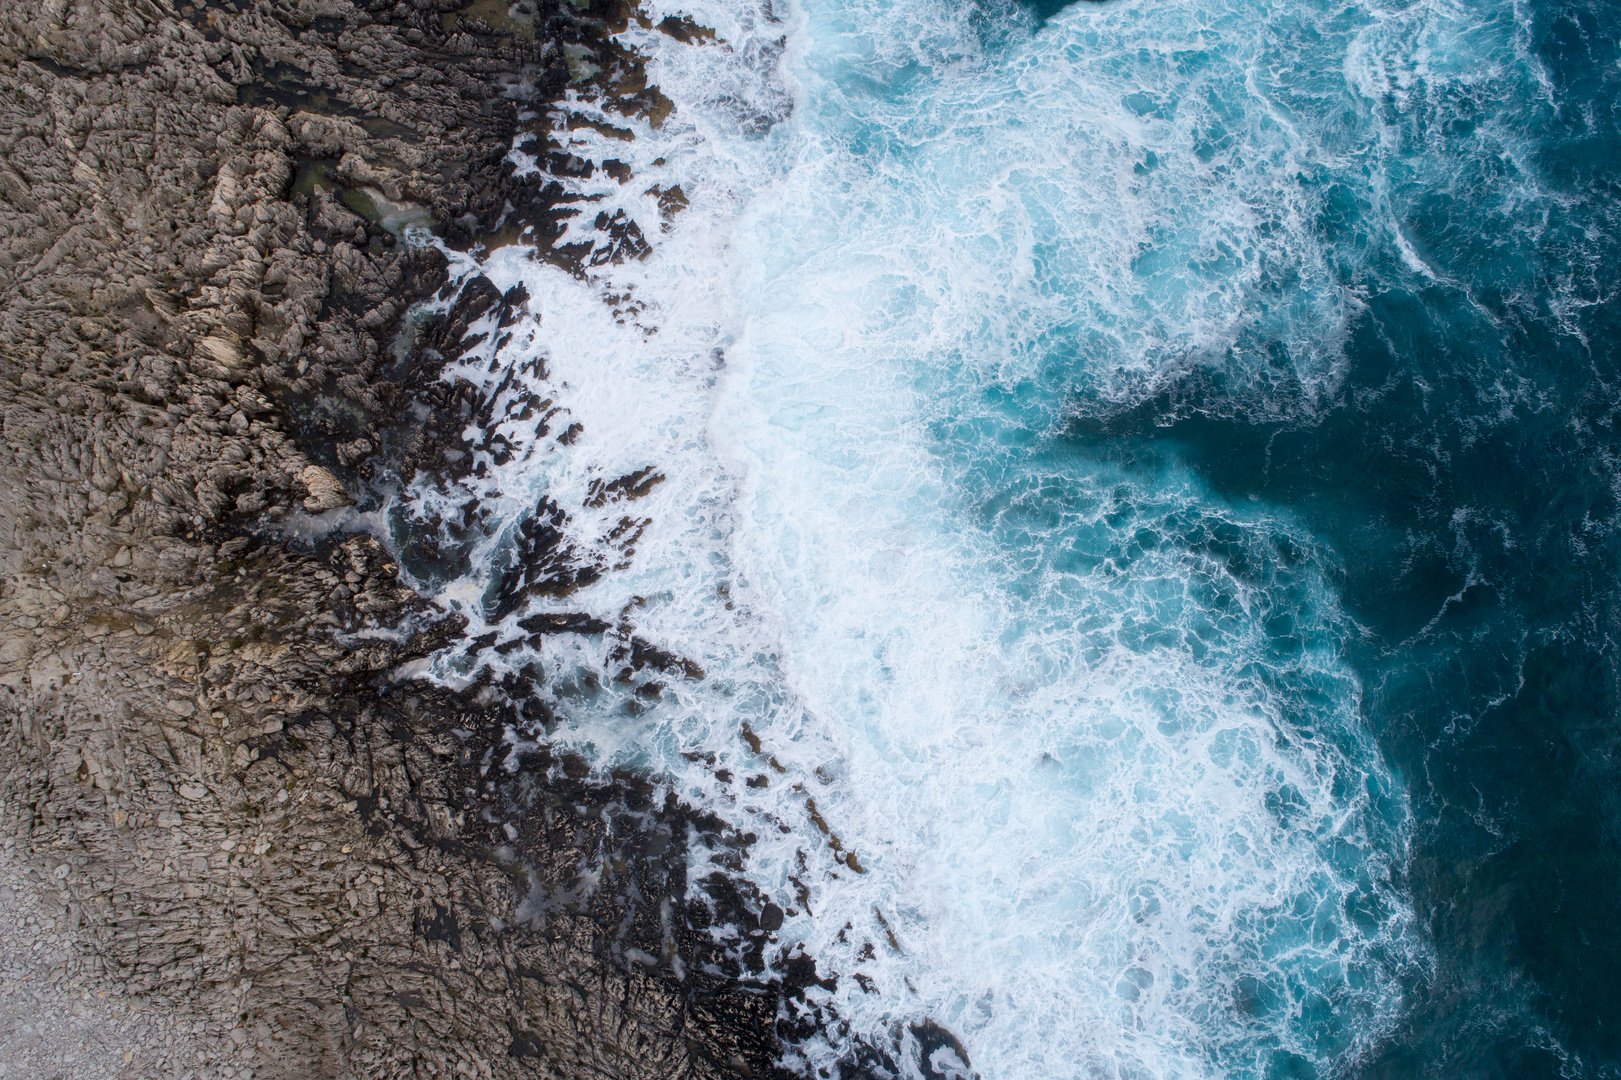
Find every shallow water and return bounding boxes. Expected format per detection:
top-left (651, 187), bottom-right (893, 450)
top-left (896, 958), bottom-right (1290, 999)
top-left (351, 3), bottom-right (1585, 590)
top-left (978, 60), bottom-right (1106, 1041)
top-left (392, 0), bottom-right (1621, 1075)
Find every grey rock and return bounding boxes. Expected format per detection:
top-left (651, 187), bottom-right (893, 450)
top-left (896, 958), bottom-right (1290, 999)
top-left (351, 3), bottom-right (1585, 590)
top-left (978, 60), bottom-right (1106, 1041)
top-left (0, 1), bottom-right (787, 1078)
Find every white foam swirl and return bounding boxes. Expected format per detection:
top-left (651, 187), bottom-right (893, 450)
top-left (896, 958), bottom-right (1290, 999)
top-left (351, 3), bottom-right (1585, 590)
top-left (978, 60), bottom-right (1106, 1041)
top-left (378, 0), bottom-right (1526, 1074)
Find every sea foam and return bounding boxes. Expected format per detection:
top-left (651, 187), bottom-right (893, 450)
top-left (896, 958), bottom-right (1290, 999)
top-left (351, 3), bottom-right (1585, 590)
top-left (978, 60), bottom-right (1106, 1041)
top-left (390, 0), bottom-right (1453, 1074)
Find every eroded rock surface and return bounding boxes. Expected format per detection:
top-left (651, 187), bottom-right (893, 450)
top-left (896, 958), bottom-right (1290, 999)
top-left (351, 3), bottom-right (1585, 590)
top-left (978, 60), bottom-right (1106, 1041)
top-left (0, 1), bottom-right (785, 1077)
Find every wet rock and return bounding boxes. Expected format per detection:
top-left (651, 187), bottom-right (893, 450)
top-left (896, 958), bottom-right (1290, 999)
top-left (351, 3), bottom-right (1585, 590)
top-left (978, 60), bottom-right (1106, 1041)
top-left (0, 0), bottom-right (795, 1077)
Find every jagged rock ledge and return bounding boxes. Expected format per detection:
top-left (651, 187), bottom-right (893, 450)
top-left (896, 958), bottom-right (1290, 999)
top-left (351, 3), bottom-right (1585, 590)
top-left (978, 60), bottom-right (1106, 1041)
top-left (0, 1), bottom-right (802, 1077)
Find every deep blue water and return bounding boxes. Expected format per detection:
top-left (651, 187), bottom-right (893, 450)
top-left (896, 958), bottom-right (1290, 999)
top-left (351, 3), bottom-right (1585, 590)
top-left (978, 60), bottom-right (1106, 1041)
top-left (1053, 2), bottom-right (1621, 1074)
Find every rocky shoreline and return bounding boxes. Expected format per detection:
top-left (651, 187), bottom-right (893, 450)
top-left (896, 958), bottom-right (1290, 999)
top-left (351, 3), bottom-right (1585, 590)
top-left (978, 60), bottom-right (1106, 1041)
top-left (0, 1), bottom-right (802, 1077)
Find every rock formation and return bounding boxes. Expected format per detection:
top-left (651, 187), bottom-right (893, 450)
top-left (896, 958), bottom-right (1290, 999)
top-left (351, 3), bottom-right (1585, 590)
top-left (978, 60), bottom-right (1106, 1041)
top-left (0, 1), bottom-right (788, 1076)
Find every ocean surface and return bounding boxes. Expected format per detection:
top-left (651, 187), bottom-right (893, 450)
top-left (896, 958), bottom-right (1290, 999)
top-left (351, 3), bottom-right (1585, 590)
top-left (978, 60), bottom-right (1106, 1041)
top-left (388, 0), bottom-right (1621, 1074)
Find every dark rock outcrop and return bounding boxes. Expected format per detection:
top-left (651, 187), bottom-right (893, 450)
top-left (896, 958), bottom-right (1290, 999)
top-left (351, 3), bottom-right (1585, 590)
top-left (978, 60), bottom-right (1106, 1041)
top-left (0, 1), bottom-right (789, 1077)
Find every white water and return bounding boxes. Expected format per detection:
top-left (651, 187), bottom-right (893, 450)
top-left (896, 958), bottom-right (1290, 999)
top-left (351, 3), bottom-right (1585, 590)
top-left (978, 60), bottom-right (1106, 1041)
top-left (396, 0), bottom-right (1440, 1075)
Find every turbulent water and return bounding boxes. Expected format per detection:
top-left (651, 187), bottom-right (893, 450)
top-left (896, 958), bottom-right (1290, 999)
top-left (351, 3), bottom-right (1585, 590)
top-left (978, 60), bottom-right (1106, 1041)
top-left (387, 0), bottom-right (1621, 1075)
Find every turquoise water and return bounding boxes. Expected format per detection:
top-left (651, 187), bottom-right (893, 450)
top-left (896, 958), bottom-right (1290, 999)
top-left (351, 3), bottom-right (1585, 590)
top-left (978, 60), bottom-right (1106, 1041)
top-left (394, 0), bottom-right (1621, 1074)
